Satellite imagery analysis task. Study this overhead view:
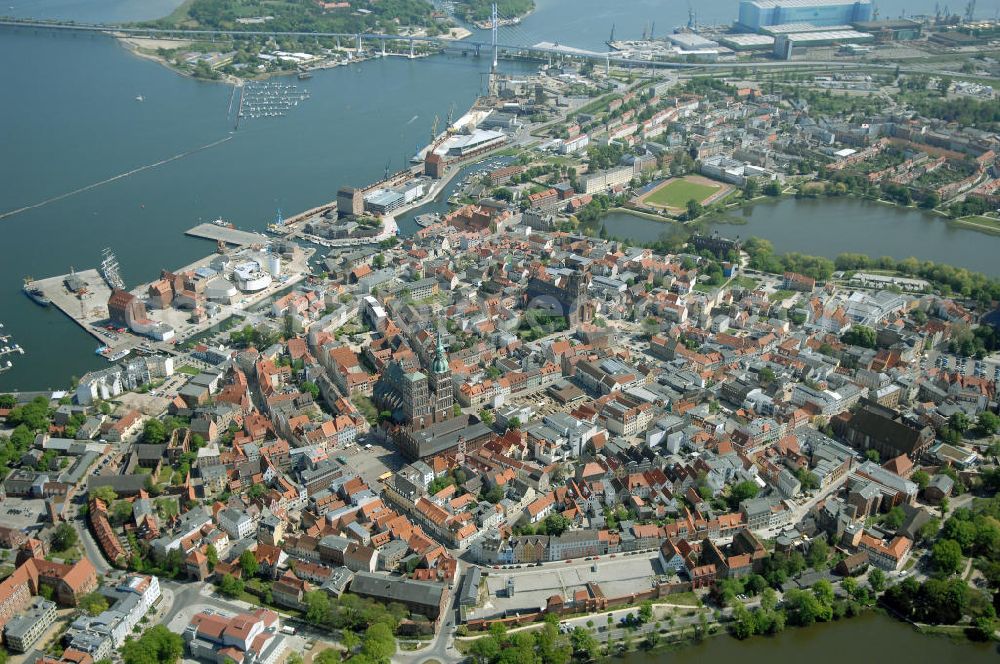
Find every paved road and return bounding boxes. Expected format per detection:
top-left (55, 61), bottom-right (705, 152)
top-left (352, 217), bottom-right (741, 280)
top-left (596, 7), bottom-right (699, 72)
top-left (75, 519), bottom-right (111, 575)
top-left (160, 579), bottom-right (267, 626)
top-left (757, 471), bottom-right (852, 540)
top-left (558, 601), bottom-right (714, 643)
top-left (394, 561), bottom-right (463, 664)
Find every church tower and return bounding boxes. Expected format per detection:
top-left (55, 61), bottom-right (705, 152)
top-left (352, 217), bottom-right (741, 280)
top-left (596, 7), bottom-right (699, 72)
top-left (428, 329), bottom-right (454, 423)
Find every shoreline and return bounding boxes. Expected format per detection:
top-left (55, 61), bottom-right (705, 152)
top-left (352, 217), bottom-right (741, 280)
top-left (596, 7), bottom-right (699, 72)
top-left (115, 34), bottom-right (243, 85)
top-left (583, 198), bottom-right (1000, 283)
top-left (684, 188), bottom-right (994, 238)
top-left (114, 33), bottom-right (439, 85)
top-left (606, 206), bottom-right (680, 223)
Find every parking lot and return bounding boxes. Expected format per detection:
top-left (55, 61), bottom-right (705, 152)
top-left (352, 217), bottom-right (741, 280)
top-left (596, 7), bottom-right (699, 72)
top-left (339, 437), bottom-right (406, 487)
top-left (0, 497), bottom-right (49, 532)
top-left (926, 350), bottom-right (1000, 381)
top-left (472, 554), bottom-right (663, 620)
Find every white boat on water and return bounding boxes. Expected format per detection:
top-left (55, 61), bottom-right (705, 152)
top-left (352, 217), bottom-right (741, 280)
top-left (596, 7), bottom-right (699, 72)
top-left (135, 95), bottom-right (144, 102)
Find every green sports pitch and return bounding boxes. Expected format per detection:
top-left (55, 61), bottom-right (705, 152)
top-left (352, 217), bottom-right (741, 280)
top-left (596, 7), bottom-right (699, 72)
top-left (643, 178), bottom-right (721, 209)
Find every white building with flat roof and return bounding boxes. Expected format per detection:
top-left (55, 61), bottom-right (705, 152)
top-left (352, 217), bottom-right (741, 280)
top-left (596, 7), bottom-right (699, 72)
top-left (232, 260), bottom-right (273, 292)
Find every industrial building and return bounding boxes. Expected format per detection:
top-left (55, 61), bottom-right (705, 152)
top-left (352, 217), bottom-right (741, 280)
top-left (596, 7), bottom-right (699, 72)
top-left (719, 33), bottom-right (777, 50)
top-left (435, 129), bottom-right (507, 158)
top-left (363, 189), bottom-right (406, 215)
top-left (851, 18), bottom-right (922, 41)
top-left (770, 27), bottom-right (874, 58)
top-left (737, 0), bottom-right (873, 31)
top-left (363, 179), bottom-right (427, 216)
top-left (336, 186), bottom-right (364, 218)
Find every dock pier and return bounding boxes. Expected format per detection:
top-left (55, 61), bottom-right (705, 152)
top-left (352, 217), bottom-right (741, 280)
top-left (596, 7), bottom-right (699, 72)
top-left (185, 223), bottom-right (269, 246)
top-left (25, 270), bottom-right (135, 354)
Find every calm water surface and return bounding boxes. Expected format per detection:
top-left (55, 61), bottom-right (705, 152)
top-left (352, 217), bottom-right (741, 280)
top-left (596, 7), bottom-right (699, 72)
top-left (1, 0), bottom-right (997, 389)
top-left (619, 612), bottom-right (998, 664)
top-left (0, 29), bottom-right (522, 390)
top-left (598, 198), bottom-right (1000, 277)
top-left (2, 0), bottom-right (999, 659)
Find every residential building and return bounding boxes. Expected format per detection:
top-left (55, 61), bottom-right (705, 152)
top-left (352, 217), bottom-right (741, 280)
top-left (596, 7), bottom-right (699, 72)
top-left (3, 598), bottom-right (56, 652)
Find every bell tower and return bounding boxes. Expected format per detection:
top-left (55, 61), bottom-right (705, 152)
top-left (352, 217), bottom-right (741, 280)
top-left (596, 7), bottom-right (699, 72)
top-left (427, 328), bottom-right (454, 422)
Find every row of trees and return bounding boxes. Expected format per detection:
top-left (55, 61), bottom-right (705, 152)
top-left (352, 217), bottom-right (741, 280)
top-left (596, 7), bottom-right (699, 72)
top-left (882, 576), bottom-right (995, 637)
top-left (467, 618), bottom-right (596, 664)
top-left (121, 626), bottom-right (184, 664)
top-left (744, 238), bottom-right (836, 282)
top-left (886, 494), bottom-right (1000, 640)
top-left (154, 0), bottom-right (438, 35)
top-left (731, 577), bottom-right (878, 641)
top-left (0, 396), bottom-right (53, 482)
top-left (301, 590), bottom-right (405, 653)
top-left (833, 252), bottom-right (1000, 304)
top-left (841, 325), bottom-right (877, 349)
top-left (455, 0), bottom-right (534, 21)
top-left (514, 513), bottom-right (571, 537)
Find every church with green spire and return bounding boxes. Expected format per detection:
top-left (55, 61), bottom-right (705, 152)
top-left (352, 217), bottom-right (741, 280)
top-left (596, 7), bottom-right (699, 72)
top-left (373, 327), bottom-right (454, 429)
top-left (427, 328), bottom-right (454, 424)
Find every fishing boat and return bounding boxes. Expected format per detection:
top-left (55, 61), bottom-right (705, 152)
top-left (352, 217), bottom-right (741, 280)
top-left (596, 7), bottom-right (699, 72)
top-left (297, 71), bottom-right (312, 80)
top-left (104, 348), bottom-right (131, 362)
top-left (415, 213), bottom-right (442, 228)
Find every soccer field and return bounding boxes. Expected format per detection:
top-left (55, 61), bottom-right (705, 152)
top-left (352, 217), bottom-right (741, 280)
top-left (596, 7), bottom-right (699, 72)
top-left (644, 178), bottom-right (721, 209)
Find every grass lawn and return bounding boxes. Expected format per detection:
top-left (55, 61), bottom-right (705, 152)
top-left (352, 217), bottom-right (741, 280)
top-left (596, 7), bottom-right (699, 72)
top-left (645, 179), bottom-right (720, 209)
top-left (49, 544), bottom-right (82, 562)
top-left (769, 289), bottom-right (796, 302)
top-left (176, 365), bottom-right (201, 375)
top-left (571, 93), bottom-right (620, 117)
top-left (730, 275), bottom-right (759, 290)
top-left (656, 591), bottom-right (702, 607)
top-left (952, 215), bottom-right (1000, 234)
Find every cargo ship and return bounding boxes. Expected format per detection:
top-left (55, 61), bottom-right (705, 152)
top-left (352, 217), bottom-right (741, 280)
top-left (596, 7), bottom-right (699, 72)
top-left (22, 279), bottom-right (51, 306)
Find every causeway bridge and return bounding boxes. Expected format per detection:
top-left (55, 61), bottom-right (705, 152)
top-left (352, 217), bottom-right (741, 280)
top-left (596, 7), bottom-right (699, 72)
top-left (0, 16), bottom-right (908, 73)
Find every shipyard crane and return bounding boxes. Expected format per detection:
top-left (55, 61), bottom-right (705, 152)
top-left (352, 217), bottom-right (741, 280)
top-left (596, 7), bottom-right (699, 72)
top-left (447, 102), bottom-right (456, 130)
top-left (965, 0), bottom-right (976, 22)
top-left (430, 114), bottom-right (439, 144)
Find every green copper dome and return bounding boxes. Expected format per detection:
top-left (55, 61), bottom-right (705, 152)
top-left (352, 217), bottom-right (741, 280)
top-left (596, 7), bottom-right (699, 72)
top-left (432, 330), bottom-right (448, 374)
